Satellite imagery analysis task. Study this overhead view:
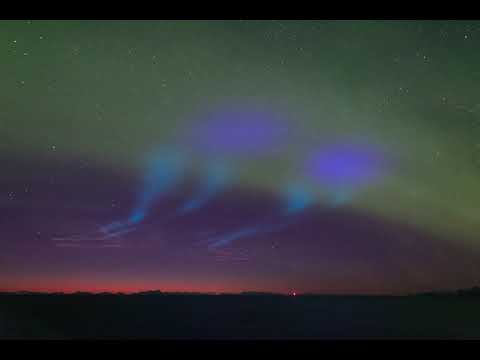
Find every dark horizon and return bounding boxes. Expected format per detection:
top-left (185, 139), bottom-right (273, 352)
top-left (2, 285), bottom-right (480, 297)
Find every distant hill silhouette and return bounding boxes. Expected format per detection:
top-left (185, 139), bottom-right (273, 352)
top-left (239, 291), bottom-right (284, 296)
top-left (456, 286), bottom-right (480, 296)
top-left (1, 285), bottom-right (480, 297)
top-left (416, 286), bottom-right (480, 297)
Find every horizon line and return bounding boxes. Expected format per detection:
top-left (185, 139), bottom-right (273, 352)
top-left (0, 288), bottom-right (477, 296)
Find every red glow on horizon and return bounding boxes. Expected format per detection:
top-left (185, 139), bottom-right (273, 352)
top-left (0, 276), bottom-right (410, 296)
top-left (0, 277), bottom-right (297, 295)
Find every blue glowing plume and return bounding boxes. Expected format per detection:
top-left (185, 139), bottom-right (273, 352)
top-left (283, 183), bottom-right (314, 215)
top-left (207, 227), bottom-right (261, 250)
top-left (178, 162), bottom-right (231, 215)
top-left (101, 150), bottom-right (186, 234)
top-left (133, 150), bottom-right (185, 218)
top-left (207, 223), bottom-right (288, 250)
top-left (205, 183), bottom-right (313, 250)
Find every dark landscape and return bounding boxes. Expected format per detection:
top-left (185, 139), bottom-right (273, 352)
top-left (1, 289), bottom-right (479, 339)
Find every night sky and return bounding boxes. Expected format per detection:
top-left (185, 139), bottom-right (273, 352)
top-left (2, 20), bottom-right (480, 294)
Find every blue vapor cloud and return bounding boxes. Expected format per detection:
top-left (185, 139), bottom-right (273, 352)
top-left (101, 149), bottom-right (186, 234)
top-left (207, 223), bottom-right (289, 250)
top-left (178, 162), bottom-right (231, 215)
top-left (283, 183), bottom-right (315, 215)
top-left (205, 182), bottom-right (313, 250)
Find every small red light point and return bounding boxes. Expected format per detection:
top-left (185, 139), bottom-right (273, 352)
top-left (292, 292), bottom-right (296, 296)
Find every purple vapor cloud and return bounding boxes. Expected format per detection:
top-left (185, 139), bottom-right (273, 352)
top-left (187, 105), bottom-right (291, 158)
top-left (305, 141), bottom-right (388, 188)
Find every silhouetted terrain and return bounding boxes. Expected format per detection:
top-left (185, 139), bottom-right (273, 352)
top-left (1, 291), bottom-right (480, 339)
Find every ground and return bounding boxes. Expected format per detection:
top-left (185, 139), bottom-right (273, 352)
top-left (1, 293), bottom-right (479, 339)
